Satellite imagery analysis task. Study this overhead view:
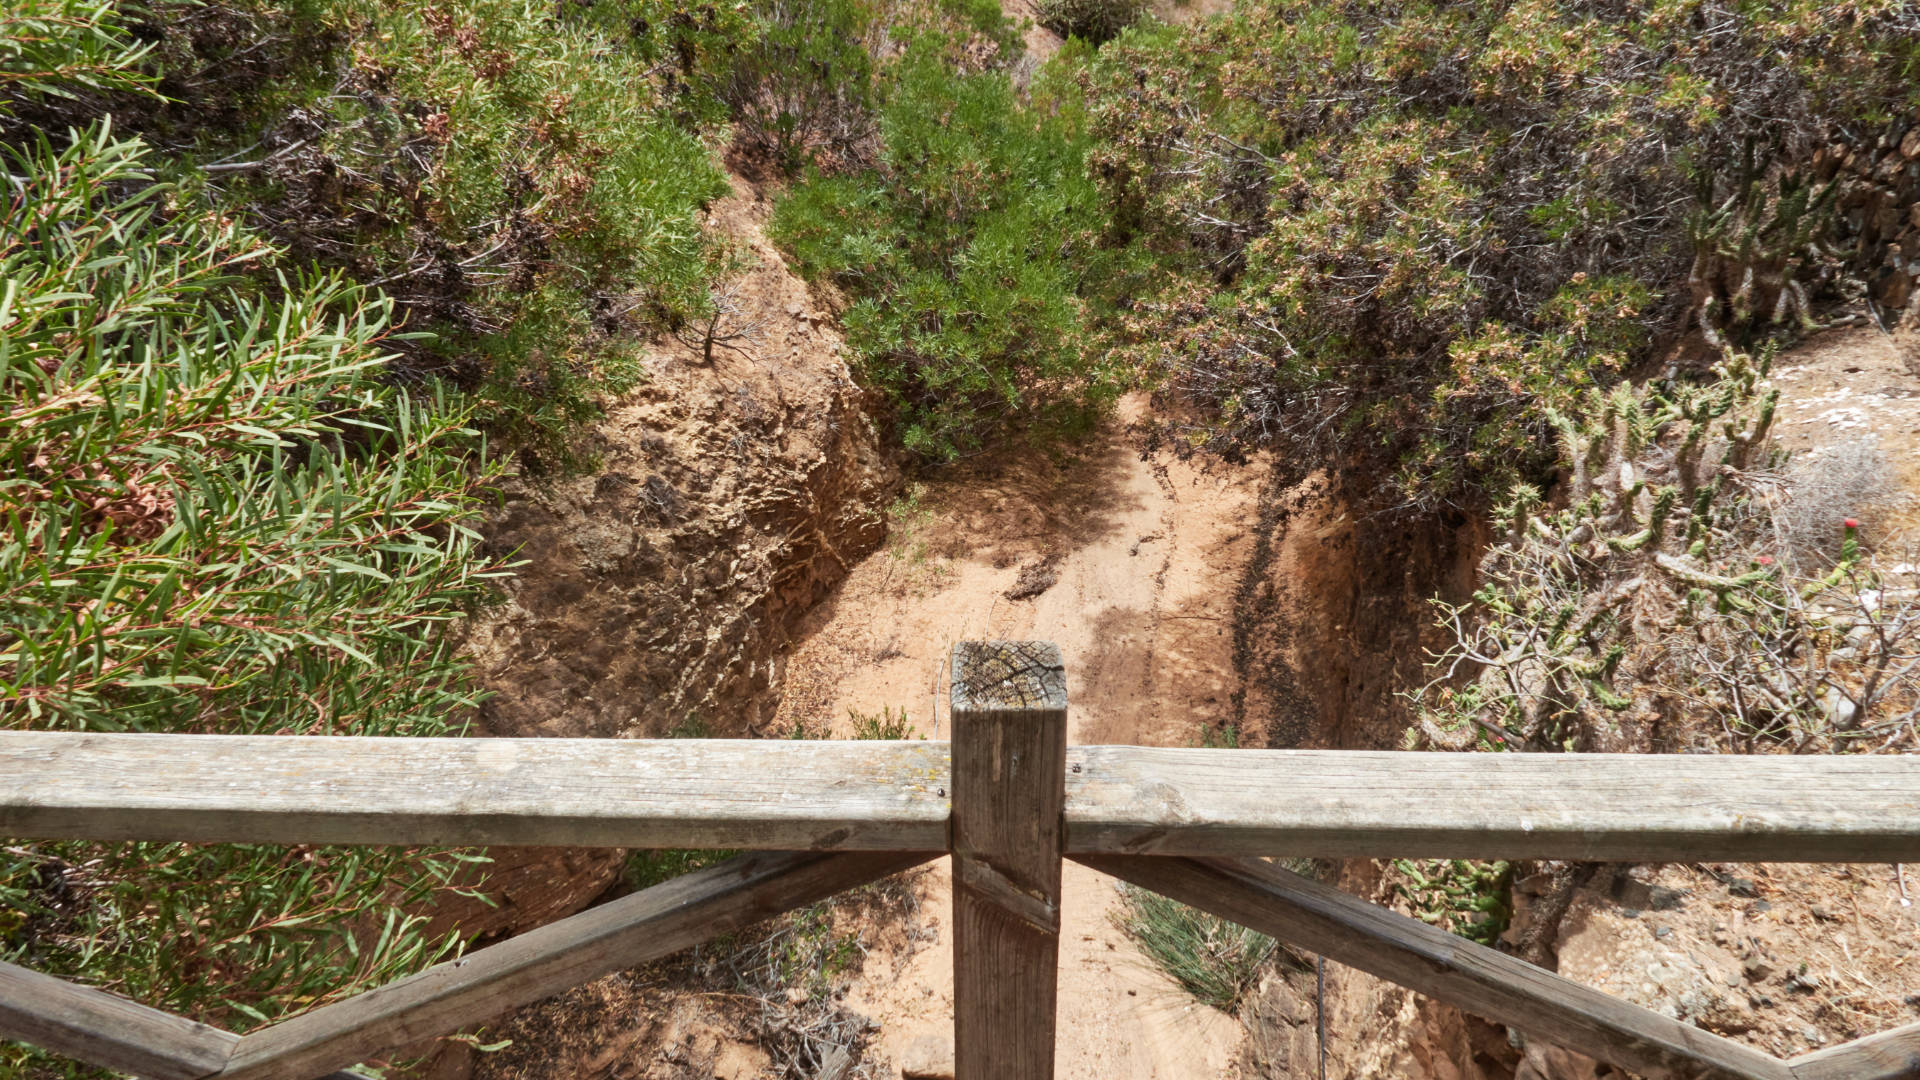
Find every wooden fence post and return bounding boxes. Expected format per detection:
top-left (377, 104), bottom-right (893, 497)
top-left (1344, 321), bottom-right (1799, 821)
top-left (950, 641), bottom-right (1067, 1080)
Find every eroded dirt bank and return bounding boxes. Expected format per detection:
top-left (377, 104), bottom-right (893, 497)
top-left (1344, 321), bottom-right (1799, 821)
top-left (449, 388), bottom-right (1492, 1078)
top-left (417, 177), bottom-right (895, 993)
top-left (465, 179), bottom-right (895, 746)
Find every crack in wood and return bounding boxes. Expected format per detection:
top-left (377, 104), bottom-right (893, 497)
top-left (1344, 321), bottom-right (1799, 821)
top-left (951, 641), bottom-right (1066, 712)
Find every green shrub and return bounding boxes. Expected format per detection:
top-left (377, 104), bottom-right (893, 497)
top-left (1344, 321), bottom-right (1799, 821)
top-left (1082, 0), bottom-right (1920, 510)
top-left (722, 0), bottom-right (878, 177)
top-left (0, 127), bottom-right (498, 733)
top-left (233, 0), bottom-right (738, 467)
top-left (0, 123), bottom-right (497, 1047)
top-left (0, 17), bottom-right (499, 1059)
top-left (1119, 885), bottom-right (1274, 1013)
top-left (772, 40), bottom-right (1126, 461)
top-left (6, 0), bottom-right (746, 469)
top-left (1033, 0), bottom-right (1143, 45)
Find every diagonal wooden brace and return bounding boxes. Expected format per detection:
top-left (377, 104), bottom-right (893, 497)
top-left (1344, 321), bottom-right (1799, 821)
top-left (1, 851), bottom-right (931, 1080)
top-left (1076, 854), bottom-right (1796, 1080)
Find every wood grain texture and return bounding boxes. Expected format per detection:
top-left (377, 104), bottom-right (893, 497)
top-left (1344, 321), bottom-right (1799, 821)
top-left (1065, 747), bottom-right (1920, 861)
top-left (216, 850), bottom-right (930, 1080)
top-left (0, 961), bottom-right (237, 1080)
top-left (1789, 1021), bottom-right (1920, 1080)
top-left (0, 732), bottom-right (949, 850)
top-left (951, 641), bottom-right (1067, 1080)
top-left (1077, 855), bottom-right (1795, 1080)
top-left (8, 733), bottom-right (1916, 863)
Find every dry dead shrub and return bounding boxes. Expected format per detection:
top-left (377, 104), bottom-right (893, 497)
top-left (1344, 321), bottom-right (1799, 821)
top-left (1775, 437), bottom-right (1903, 571)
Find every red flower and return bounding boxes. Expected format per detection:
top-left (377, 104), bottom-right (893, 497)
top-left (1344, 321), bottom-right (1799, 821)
top-left (1844, 518), bottom-right (1860, 529)
top-left (1756, 556), bottom-right (1773, 566)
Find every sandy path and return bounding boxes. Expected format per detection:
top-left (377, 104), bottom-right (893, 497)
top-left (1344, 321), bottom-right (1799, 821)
top-left (773, 395), bottom-right (1265, 1078)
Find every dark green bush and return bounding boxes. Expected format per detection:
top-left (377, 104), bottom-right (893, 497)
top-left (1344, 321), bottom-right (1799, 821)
top-left (722, 0), bottom-right (878, 177)
top-left (1082, 0), bottom-right (1920, 509)
top-left (1033, 0), bottom-right (1143, 45)
top-left (772, 39), bottom-right (1127, 461)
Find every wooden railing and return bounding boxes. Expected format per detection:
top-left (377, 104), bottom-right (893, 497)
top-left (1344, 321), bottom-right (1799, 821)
top-left (3, 641), bottom-right (1918, 1080)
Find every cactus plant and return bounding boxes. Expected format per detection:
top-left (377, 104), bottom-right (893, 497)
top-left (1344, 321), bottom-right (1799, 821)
top-left (1415, 349), bottom-right (1918, 757)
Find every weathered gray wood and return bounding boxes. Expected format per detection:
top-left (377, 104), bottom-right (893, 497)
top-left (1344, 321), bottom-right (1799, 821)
top-left (1065, 747), bottom-right (1920, 862)
top-left (215, 850), bottom-right (929, 1080)
top-left (1078, 855), bottom-right (1795, 1080)
top-left (0, 961), bottom-right (237, 1080)
top-left (951, 641), bottom-right (1068, 1080)
top-left (8, 733), bottom-right (1916, 862)
top-left (1789, 1021), bottom-right (1920, 1080)
top-left (0, 732), bottom-right (949, 850)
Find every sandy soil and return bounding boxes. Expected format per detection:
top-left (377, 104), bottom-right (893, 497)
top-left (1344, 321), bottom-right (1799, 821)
top-left (1765, 323), bottom-right (1920, 526)
top-left (775, 394), bottom-right (1266, 1078)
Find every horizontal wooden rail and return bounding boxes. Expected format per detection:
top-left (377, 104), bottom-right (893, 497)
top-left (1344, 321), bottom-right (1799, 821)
top-left (0, 962), bottom-right (237, 1080)
top-left (216, 850), bottom-right (931, 1080)
top-left (1787, 1020), bottom-right (1920, 1080)
top-left (6, 733), bottom-right (1918, 861)
top-left (1078, 855), bottom-right (1795, 1080)
top-left (1065, 746), bottom-right (1920, 861)
top-left (0, 732), bottom-right (950, 851)
top-left (5, 632), bottom-right (1919, 1080)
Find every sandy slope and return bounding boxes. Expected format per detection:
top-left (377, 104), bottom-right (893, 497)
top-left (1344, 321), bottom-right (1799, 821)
top-left (774, 395), bottom-right (1267, 1077)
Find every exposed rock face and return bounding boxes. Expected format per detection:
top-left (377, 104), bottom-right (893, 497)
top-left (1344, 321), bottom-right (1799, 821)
top-left (1817, 118), bottom-right (1920, 325)
top-left (464, 180), bottom-right (895, 744)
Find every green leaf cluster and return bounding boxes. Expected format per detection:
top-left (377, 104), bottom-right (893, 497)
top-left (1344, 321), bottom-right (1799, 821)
top-left (772, 37), bottom-right (1127, 461)
top-left (1, 20), bottom-right (501, 1057)
top-left (0, 0), bottom-right (155, 105)
top-left (252, 0), bottom-right (739, 466)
